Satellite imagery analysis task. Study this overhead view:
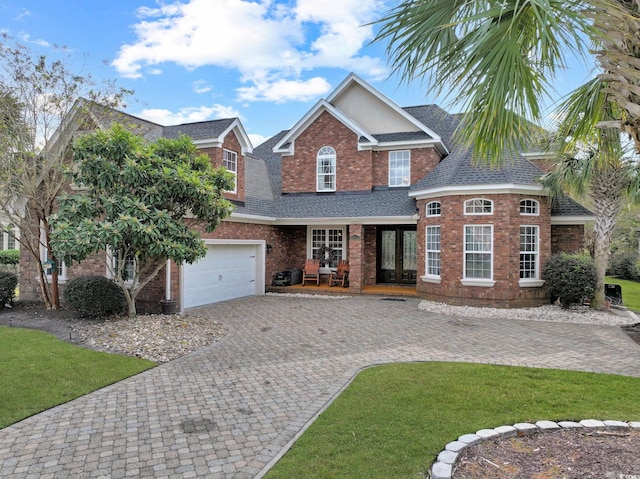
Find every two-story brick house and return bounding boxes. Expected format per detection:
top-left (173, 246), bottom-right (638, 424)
top-left (19, 73), bottom-right (592, 311)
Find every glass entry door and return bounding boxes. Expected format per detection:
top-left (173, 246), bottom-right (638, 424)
top-left (377, 227), bottom-right (417, 284)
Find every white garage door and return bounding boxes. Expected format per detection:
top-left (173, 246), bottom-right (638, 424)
top-left (183, 244), bottom-right (258, 308)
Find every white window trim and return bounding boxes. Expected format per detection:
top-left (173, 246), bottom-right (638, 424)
top-left (462, 224), bottom-right (494, 286)
top-left (519, 199), bottom-right (540, 216)
top-left (0, 224), bottom-right (19, 250)
top-left (423, 225), bottom-right (441, 283)
top-left (388, 150), bottom-right (411, 187)
top-left (223, 149), bottom-right (238, 194)
top-left (106, 248), bottom-right (137, 287)
top-left (306, 225), bottom-right (346, 273)
top-left (518, 224), bottom-right (544, 287)
top-left (39, 237), bottom-right (67, 283)
top-left (426, 201), bottom-right (441, 217)
top-left (316, 146), bottom-right (336, 192)
top-left (464, 198), bottom-right (493, 215)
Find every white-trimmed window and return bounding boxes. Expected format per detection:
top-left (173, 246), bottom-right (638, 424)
top-left (308, 226), bottom-right (344, 269)
top-left (40, 225), bottom-right (66, 281)
top-left (317, 146), bottom-right (336, 192)
top-left (223, 149), bottom-right (238, 193)
top-left (464, 198), bottom-right (493, 215)
top-left (463, 225), bottom-right (493, 283)
top-left (0, 225), bottom-right (18, 250)
top-left (389, 150), bottom-right (410, 187)
top-left (519, 225), bottom-right (543, 288)
top-left (520, 199), bottom-right (539, 215)
top-left (426, 201), bottom-right (441, 217)
top-left (425, 226), bottom-right (441, 279)
top-left (110, 249), bottom-right (136, 284)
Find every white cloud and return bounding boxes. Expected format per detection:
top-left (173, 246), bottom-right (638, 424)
top-left (237, 76), bottom-right (331, 103)
top-left (136, 104), bottom-right (241, 125)
top-left (112, 0), bottom-right (386, 102)
top-left (248, 133), bottom-right (268, 147)
top-left (193, 80), bottom-right (212, 94)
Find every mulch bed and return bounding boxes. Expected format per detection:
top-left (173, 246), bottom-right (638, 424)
top-left (452, 429), bottom-right (640, 478)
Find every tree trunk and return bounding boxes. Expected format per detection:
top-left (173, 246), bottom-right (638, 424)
top-left (588, 165), bottom-right (625, 309)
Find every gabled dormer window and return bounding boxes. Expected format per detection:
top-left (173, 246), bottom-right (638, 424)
top-left (464, 198), bottom-right (493, 215)
top-left (317, 146), bottom-right (336, 192)
top-left (426, 201), bottom-right (441, 217)
top-left (520, 199), bottom-right (539, 215)
top-left (389, 150), bottom-right (410, 187)
top-left (223, 149), bottom-right (237, 193)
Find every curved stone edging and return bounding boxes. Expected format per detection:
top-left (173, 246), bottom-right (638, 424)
top-left (431, 419), bottom-right (640, 479)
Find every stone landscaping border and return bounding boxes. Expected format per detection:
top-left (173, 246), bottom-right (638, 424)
top-left (431, 419), bottom-right (640, 479)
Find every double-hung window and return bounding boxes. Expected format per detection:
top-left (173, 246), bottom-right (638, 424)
top-left (309, 226), bottom-right (344, 269)
top-left (0, 225), bottom-right (17, 250)
top-left (519, 225), bottom-right (544, 287)
top-left (462, 224), bottom-right (494, 286)
top-left (317, 146), bottom-right (336, 192)
top-left (389, 150), bottom-right (410, 187)
top-left (112, 250), bottom-right (137, 284)
top-left (223, 149), bottom-right (238, 193)
top-left (425, 226), bottom-right (441, 280)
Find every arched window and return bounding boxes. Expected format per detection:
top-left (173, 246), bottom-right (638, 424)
top-left (317, 146), bottom-right (336, 192)
top-left (464, 198), bottom-right (493, 215)
top-left (520, 199), bottom-right (539, 215)
top-left (426, 201), bottom-right (441, 217)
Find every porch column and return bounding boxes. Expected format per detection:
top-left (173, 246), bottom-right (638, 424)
top-left (348, 224), bottom-right (363, 293)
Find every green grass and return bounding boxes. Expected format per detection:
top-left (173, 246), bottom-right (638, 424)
top-left (0, 326), bottom-right (155, 429)
top-left (265, 362), bottom-right (640, 479)
top-left (605, 276), bottom-right (640, 311)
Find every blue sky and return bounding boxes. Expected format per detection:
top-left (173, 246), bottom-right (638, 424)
top-left (1, 0), bottom-right (596, 147)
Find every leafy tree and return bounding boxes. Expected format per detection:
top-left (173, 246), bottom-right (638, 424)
top-left (50, 124), bottom-right (234, 317)
top-left (0, 34), bottom-right (131, 308)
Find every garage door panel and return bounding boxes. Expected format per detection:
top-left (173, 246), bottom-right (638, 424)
top-left (183, 244), bottom-right (258, 308)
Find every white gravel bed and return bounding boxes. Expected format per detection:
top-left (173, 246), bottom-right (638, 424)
top-left (72, 313), bottom-right (228, 363)
top-left (418, 301), bottom-right (638, 326)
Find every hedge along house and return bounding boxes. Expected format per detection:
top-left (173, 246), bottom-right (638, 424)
top-left (18, 73), bottom-right (593, 311)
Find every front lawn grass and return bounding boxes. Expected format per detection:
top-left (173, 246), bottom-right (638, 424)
top-left (265, 362), bottom-right (640, 479)
top-left (0, 326), bottom-right (155, 429)
top-left (605, 276), bottom-right (640, 311)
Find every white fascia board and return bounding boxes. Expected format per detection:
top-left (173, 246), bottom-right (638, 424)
top-left (360, 139), bottom-right (443, 152)
top-left (409, 183), bottom-right (545, 200)
top-left (521, 152), bottom-right (555, 159)
top-left (274, 215), bottom-right (419, 226)
top-left (327, 73), bottom-right (445, 145)
top-left (192, 138), bottom-right (223, 148)
top-left (273, 99), bottom-right (376, 155)
top-left (551, 215), bottom-right (594, 225)
top-left (220, 118), bottom-right (254, 155)
top-left (226, 212), bottom-right (276, 224)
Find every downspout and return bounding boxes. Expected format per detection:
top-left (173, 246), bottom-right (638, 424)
top-left (165, 259), bottom-right (171, 300)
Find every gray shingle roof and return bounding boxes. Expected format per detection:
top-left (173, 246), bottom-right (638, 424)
top-left (551, 194), bottom-right (593, 217)
top-left (371, 131), bottom-right (433, 143)
top-left (162, 118), bottom-right (236, 140)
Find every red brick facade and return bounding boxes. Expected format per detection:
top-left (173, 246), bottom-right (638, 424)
top-left (414, 194), bottom-right (565, 307)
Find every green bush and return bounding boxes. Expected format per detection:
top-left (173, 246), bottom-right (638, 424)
top-left (0, 250), bottom-right (19, 265)
top-left (543, 253), bottom-right (597, 308)
top-left (0, 271), bottom-right (18, 305)
top-left (63, 275), bottom-right (126, 318)
top-left (607, 251), bottom-right (640, 281)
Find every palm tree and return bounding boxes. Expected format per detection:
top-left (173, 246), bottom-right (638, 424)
top-left (374, 0), bottom-right (640, 309)
top-left (543, 79), bottom-right (640, 309)
top-left (374, 0), bottom-right (640, 162)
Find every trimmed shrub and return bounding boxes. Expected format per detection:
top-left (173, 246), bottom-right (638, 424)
top-left (0, 271), bottom-right (18, 305)
top-left (63, 275), bottom-right (126, 318)
top-left (607, 251), bottom-right (640, 281)
top-left (0, 250), bottom-right (19, 265)
top-left (543, 253), bottom-right (597, 309)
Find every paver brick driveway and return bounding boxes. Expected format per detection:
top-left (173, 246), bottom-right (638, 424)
top-left (1, 295), bottom-right (639, 478)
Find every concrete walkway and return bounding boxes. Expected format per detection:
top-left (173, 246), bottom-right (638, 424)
top-left (1, 295), bottom-right (639, 478)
